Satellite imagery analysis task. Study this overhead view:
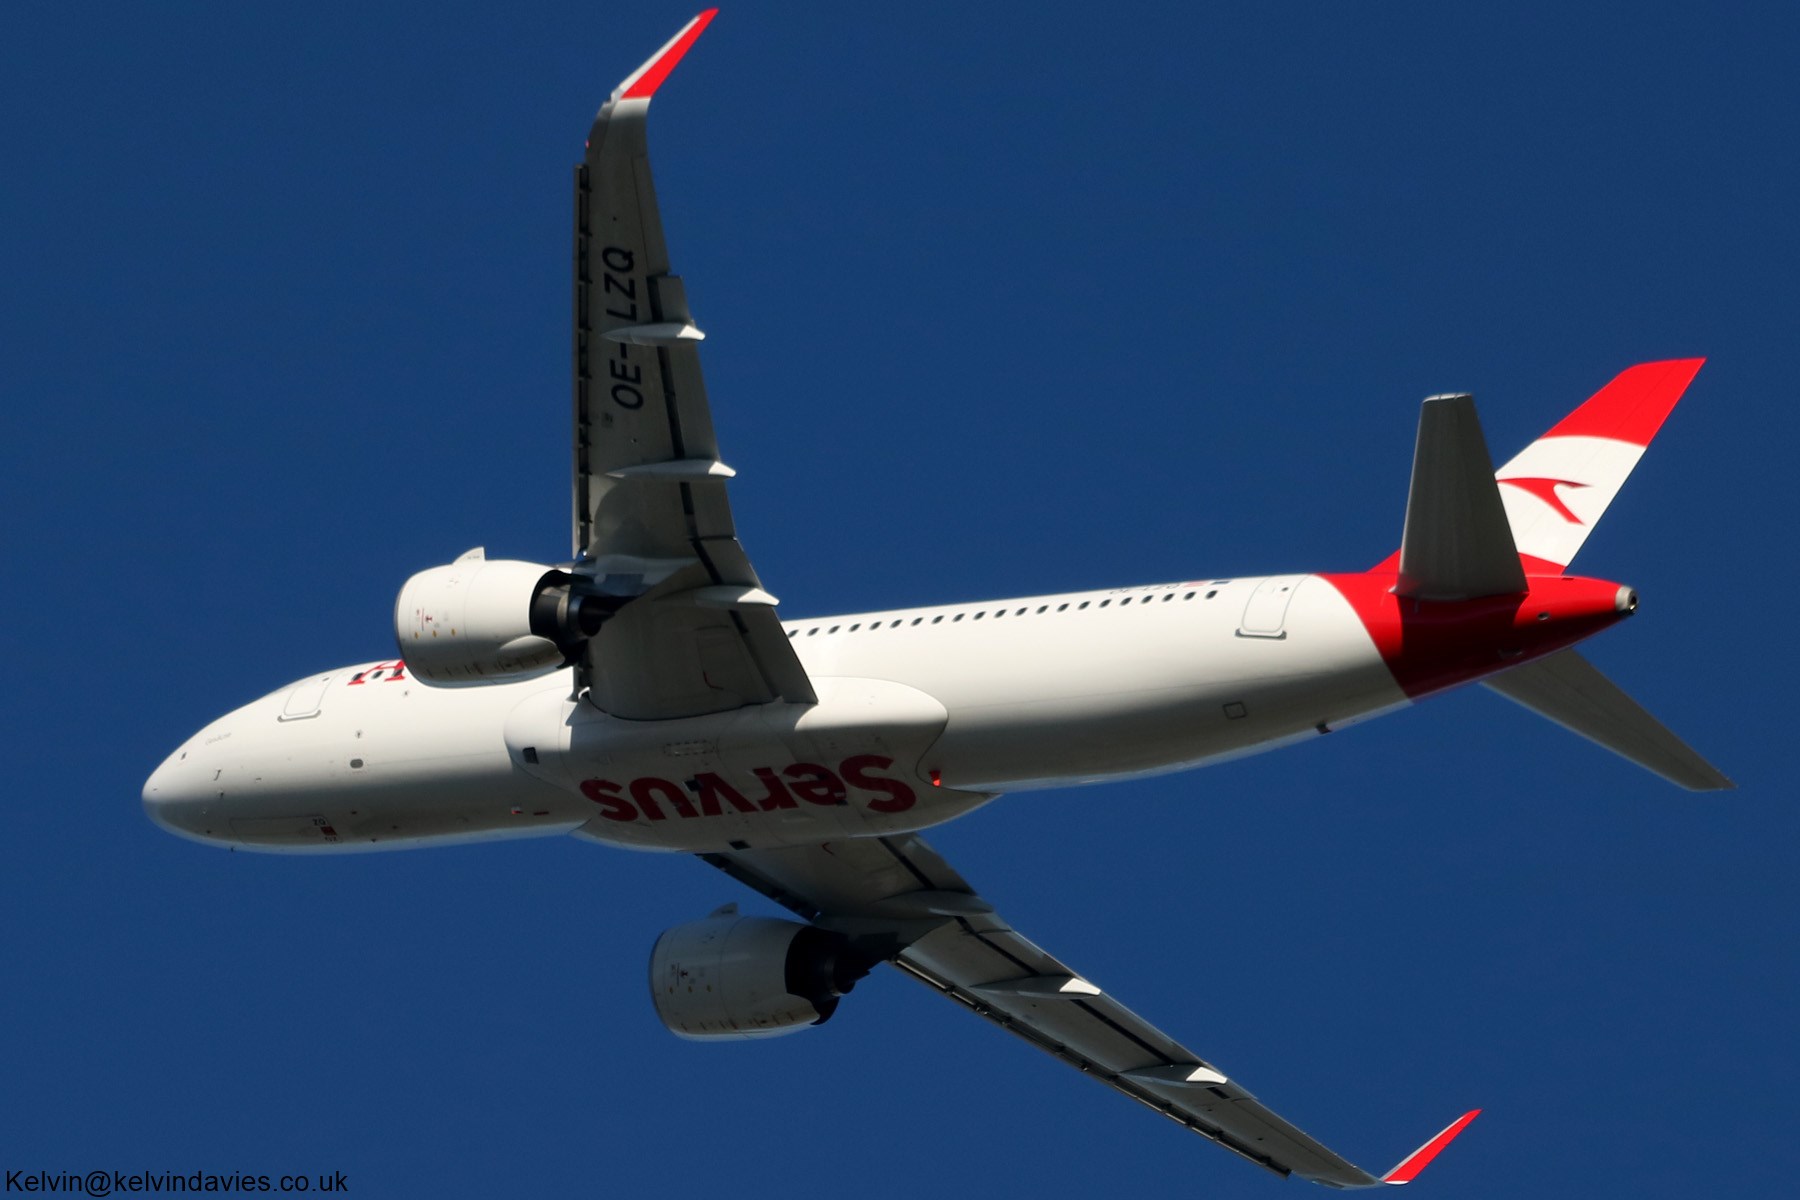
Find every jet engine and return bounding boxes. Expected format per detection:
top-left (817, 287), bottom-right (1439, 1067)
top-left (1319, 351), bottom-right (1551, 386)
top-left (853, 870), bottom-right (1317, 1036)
top-left (648, 909), bottom-right (877, 1040)
top-left (394, 547), bottom-right (608, 683)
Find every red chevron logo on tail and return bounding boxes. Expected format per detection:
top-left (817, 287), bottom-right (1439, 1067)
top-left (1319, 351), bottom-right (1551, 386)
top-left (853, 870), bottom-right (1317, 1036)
top-left (1500, 476), bottom-right (1590, 524)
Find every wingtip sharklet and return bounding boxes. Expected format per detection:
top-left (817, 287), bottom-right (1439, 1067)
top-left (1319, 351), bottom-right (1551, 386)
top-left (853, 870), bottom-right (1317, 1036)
top-left (1379, 1109), bottom-right (1481, 1185)
top-left (613, 9), bottom-right (718, 103)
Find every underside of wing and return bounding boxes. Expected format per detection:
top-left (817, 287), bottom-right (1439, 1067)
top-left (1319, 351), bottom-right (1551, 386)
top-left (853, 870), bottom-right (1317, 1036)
top-left (702, 836), bottom-right (1477, 1188)
top-left (570, 12), bottom-right (813, 719)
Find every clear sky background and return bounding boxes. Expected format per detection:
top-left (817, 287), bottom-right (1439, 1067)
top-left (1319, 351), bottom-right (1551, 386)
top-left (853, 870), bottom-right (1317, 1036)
top-left (5, 3), bottom-right (1795, 1196)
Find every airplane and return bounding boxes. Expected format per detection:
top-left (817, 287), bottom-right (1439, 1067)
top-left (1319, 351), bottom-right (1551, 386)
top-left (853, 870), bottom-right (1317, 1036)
top-left (141, 10), bottom-right (1730, 1189)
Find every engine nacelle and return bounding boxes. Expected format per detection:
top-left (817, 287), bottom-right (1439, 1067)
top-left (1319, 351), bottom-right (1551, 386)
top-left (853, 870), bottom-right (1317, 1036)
top-left (394, 548), bottom-right (604, 684)
top-left (648, 911), bottom-right (874, 1041)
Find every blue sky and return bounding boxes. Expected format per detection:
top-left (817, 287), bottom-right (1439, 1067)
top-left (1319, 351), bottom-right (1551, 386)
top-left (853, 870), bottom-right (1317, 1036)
top-left (5, 3), bottom-right (1795, 1196)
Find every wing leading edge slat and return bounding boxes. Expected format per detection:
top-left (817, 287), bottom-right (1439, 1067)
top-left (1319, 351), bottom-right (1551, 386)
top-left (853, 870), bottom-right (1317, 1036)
top-left (702, 835), bottom-right (1475, 1188)
top-left (572, 14), bottom-right (813, 719)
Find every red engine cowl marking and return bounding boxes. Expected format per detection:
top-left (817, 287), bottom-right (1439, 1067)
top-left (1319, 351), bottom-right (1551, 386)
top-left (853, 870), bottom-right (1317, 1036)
top-left (1321, 573), bottom-right (1630, 699)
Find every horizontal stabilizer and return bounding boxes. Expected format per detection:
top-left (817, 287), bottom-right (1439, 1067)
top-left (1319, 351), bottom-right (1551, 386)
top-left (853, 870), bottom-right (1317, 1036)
top-left (1396, 395), bottom-right (1528, 600)
top-left (1483, 649), bottom-right (1733, 790)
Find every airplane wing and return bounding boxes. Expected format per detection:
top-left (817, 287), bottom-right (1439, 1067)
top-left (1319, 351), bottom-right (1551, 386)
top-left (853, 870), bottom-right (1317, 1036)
top-left (701, 835), bottom-right (1478, 1188)
top-left (571, 10), bottom-right (814, 719)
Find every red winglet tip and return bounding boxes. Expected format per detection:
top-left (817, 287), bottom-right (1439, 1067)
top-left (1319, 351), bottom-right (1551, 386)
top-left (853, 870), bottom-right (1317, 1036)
top-left (1381, 1109), bottom-right (1481, 1185)
top-left (621, 9), bottom-right (718, 100)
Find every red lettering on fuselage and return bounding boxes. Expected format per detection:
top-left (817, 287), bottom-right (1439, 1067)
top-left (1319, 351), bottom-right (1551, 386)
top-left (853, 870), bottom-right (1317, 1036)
top-left (784, 762), bottom-right (846, 807)
top-left (347, 660), bottom-right (407, 685)
top-left (841, 754), bottom-right (917, 814)
top-left (751, 767), bottom-right (795, 810)
top-left (632, 777), bottom-right (692, 820)
top-left (579, 778), bottom-right (636, 823)
top-left (577, 755), bottom-right (918, 824)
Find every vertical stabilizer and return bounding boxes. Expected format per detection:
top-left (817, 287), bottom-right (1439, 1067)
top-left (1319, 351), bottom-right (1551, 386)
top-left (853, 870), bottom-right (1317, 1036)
top-left (1394, 395), bottom-right (1527, 600)
top-left (1495, 359), bottom-right (1704, 572)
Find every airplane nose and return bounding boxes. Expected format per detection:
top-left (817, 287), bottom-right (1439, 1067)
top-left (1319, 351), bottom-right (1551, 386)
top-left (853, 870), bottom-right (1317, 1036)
top-left (142, 744), bottom-right (220, 845)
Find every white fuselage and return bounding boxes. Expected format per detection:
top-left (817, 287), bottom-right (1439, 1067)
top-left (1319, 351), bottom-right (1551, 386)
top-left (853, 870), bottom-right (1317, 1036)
top-left (143, 574), bottom-right (1408, 854)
